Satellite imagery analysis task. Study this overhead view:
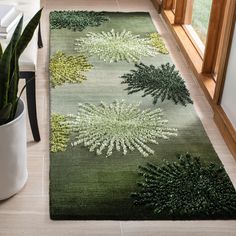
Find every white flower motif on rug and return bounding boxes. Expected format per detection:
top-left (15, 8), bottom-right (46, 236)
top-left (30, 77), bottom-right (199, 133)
top-left (66, 100), bottom-right (177, 157)
top-left (74, 29), bottom-right (158, 63)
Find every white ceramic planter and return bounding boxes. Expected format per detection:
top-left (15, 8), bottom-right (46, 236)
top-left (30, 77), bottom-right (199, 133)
top-left (0, 99), bottom-right (28, 200)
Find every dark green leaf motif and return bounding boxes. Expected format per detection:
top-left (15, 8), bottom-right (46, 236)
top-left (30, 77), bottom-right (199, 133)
top-left (50, 11), bottom-right (109, 31)
top-left (131, 153), bottom-right (236, 219)
top-left (121, 63), bottom-right (193, 106)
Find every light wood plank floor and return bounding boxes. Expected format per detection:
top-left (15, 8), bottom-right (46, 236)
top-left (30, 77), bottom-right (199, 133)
top-left (1, 0), bottom-right (236, 235)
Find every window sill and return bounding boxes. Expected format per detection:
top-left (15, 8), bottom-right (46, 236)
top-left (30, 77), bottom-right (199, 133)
top-left (183, 24), bottom-right (205, 58)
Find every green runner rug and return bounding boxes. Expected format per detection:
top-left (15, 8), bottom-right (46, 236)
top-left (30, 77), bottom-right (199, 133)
top-left (49, 11), bottom-right (236, 220)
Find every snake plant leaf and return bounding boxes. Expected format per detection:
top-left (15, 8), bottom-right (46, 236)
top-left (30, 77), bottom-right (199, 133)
top-left (16, 9), bottom-right (43, 57)
top-left (9, 53), bottom-right (20, 120)
top-left (0, 43), bottom-right (2, 58)
top-left (0, 42), bottom-right (12, 108)
top-left (9, 16), bottom-right (23, 51)
top-left (0, 9), bottom-right (42, 125)
top-left (0, 103), bottom-right (12, 125)
top-left (8, 16), bottom-right (23, 107)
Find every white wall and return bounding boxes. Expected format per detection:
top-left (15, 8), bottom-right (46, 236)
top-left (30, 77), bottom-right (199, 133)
top-left (221, 23), bottom-right (236, 129)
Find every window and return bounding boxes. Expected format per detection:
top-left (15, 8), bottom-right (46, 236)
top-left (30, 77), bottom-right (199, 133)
top-left (182, 0), bottom-right (213, 56)
top-left (161, 0), bottom-right (230, 99)
top-left (191, 0), bottom-right (212, 45)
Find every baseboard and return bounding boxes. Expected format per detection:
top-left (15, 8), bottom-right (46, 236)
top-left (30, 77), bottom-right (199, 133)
top-left (151, 0), bottom-right (162, 13)
top-left (214, 105), bottom-right (236, 159)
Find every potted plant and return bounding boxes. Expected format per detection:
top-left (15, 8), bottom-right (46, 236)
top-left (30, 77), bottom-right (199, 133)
top-left (0, 9), bottom-right (42, 200)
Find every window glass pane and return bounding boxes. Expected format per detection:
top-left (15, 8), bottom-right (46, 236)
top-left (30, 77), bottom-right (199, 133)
top-left (191, 0), bottom-right (212, 44)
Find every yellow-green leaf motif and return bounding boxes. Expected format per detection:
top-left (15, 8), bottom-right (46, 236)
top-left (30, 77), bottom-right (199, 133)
top-left (49, 51), bottom-right (92, 87)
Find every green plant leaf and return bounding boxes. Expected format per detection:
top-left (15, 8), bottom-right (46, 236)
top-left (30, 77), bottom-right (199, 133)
top-left (17, 77), bottom-right (34, 102)
top-left (0, 43), bottom-right (2, 58)
top-left (16, 8), bottom-right (43, 57)
top-left (7, 17), bottom-right (23, 105)
top-left (0, 103), bottom-right (12, 125)
top-left (0, 42), bottom-right (13, 108)
top-left (9, 52), bottom-right (19, 120)
top-left (0, 9), bottom-right (42, 124)
top-left (10, 16), bottom-right (23, 51)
